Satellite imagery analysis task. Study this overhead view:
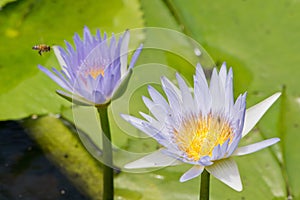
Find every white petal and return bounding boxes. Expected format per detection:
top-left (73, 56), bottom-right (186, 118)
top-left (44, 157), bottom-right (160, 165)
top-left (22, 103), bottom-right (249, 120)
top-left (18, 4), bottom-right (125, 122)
top-left (148, 85), bottom-right (169, 109)
top-left (161, 77), bottom-right (182, 117)
top-left (139, 111), bottom-right (158, 124)
top-left (211, 139), bottom-right (230, 160)
top-left (121, 114), bottom-right (157, 136)
top-left (139, 112), bottom-right (164, 131)
top-left (194, 63), bottom-right (211, 115)
top-left (121, 114), bottom-right (169, 145)
top-left (242, 92), bottom-right (281, 137)
top-left (124, 149), bottom-right (182, 169)
top-left (176, 73), bottom-right (194, 112)
top-left (232, 138), bottom-right (280, 156)
top-left (219, 62), bottom-right (227, 87)
top-left (180, 165), bottom-right (204, 182)
top-left (161, 76), bottom-right (182, 102)
top-left (53, 46), bottom-right (67, 69)
top-left (206, 158), bottom-right (242, 191)
top-left (142, 96), bottom-right (167, 122)
top-left (120, 30), bottom-right (130, 76)
top-left (210, 68), bottom-right (225, 114)
top-left (224, 68), bottom-right (234, 115)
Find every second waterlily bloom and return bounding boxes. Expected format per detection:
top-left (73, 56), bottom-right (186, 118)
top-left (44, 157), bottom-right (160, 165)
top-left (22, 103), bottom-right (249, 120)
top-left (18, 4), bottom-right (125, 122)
top-left (121, 63), bottom-right (280, 191)
top-left (39, 26), bottom-right (143, 106)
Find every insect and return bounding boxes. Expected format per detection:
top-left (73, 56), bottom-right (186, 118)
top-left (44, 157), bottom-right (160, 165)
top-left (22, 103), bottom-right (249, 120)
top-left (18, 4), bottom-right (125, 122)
top-left (32, 44), bottom-right (51, 55)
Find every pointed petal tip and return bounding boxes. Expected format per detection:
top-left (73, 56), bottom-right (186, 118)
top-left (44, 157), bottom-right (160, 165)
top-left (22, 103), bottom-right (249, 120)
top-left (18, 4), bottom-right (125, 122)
top-left (121, 30), bottom-right (130, 43)
top-left (242, 92), bottom-right (282, 137)
top-left (179, 177), bottom-right (186, 182)
top-left (271, 137), bottom-right (281, 144)
top-left (196, 63), bottom-right (202, 68)
top-left (147, 85), bottom-right (154, 90)
top-left (128, 43), bottom-right (143, 69)
top-left (123, 163), bottom-right (136, 169)
top-left (138, 43), bottom-right (144, 49)
top-left (206, 158), bottom-right (243, 192)
top-left (233, 137), bottom-right (280, 156)
top-left (179, 165), bottom-right (204, 182)
top-left (123, 150), bottom-right (181, 169)
top-left (38, 64), bottom-right (46, 70)
top-left (120, 113), bottom-right (130, 121)
top-left (220, 62), bottom-right (227, 69)
top-left (234, 184), bottom-right (243, 192)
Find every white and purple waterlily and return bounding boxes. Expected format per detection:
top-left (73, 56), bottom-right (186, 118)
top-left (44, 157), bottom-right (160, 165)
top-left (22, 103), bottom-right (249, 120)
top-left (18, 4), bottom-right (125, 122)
top-left (39, 26), bottom-right (143, 106)
top-left (121, 63), bottom-right (280, 191)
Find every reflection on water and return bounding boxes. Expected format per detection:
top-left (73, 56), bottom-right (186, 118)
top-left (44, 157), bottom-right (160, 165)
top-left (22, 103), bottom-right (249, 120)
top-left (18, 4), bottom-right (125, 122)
top-left (0, 121), bottom-right (87, 200)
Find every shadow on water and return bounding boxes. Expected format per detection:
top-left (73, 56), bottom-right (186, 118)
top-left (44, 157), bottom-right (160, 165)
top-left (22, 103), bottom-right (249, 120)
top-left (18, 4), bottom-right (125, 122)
top-left (0, 121), bottom-right (88, 200)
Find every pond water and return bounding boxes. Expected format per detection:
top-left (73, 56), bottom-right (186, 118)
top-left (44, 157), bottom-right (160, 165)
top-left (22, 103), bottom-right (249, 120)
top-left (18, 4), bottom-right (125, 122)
top-left (0, 121), bottom-right (87, 200)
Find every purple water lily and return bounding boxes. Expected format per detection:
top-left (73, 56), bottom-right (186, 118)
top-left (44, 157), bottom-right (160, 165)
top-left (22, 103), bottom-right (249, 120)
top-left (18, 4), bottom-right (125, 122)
top-left (39, 26), bottom-right (143, 106)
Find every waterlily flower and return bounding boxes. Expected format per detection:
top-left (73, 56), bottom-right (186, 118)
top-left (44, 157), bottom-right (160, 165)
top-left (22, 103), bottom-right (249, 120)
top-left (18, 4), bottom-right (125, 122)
top-left (39, 26), bottom-right (143, 106)
top-left (121, 63), bottom-right (280, 191)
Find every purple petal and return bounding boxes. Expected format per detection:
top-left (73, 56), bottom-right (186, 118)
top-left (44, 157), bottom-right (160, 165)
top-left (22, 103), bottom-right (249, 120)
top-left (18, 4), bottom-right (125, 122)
top-left (180, 165), bottom-right (204, 182)
top-left (233, 138), bottom-right (280, 156)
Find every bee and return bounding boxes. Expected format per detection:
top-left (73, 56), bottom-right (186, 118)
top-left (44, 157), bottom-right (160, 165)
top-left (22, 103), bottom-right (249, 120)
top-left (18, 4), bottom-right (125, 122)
top-left (32, 44), bottom-right (51, 55)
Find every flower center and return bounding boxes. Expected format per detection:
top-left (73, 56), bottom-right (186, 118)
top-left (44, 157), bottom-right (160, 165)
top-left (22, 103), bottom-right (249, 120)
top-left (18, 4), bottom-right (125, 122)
top-left (86, 67), bottom-right (104, 79)
top-left (173, 114), bottom-right (233, 161)
top-left (82, 67), bottom-right (104, 79)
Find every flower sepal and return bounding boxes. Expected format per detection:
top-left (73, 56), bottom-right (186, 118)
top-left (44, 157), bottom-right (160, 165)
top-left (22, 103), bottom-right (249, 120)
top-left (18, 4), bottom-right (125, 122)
top-left (56, 90), bottom-right (95, 106)
top-left (111, 68), bottom-right (133, 101)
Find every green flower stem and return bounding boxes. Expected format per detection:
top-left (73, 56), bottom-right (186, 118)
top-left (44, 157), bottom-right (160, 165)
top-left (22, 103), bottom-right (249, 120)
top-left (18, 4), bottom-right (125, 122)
top-left (97, 106), bottom-right (114, 200)
top-left (200, 169), bottom-right (210, 200)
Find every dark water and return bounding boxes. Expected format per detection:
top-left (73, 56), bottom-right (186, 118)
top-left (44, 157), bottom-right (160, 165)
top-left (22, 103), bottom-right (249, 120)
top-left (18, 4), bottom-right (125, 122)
top-left (0, 121), bottom-right (87, 200)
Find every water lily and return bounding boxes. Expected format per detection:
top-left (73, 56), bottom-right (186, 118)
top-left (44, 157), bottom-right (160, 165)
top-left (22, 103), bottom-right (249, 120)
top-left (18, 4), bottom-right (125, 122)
top-left (39, 26), bottom-right (143, 106)
top-left (121, 63), bottom-right (280, 191)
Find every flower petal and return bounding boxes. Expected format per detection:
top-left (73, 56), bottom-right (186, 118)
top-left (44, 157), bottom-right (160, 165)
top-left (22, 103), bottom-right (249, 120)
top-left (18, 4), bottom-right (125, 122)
top-left (38, 65), bottom-right (72, 91)
top-left (176, 73), bottom-right (194, 112)
top-left (120, 30), bottom-right (130, 75)
top-left (148, 85), bottom-right (170, 110)
top-left (120, 114), bottom-right (168, 144)
top-left (242, 92), bottom-right (281, 137)
top-left (142, 96), bottom-right (168, 122)
top-left (56, 90), bottom-right (93, 106)
top-left (129, 44), bottom-right (143, 69)
top-left (53, 46), bottom-right (67, 69)
top-left (210, 68), bottom-right (225, 114)
top-left (206, 158), bottom-right (242, 191)
top-left (180, 165), bottom-right (204, 182)
top-left (124, 149), bottom-right (182, 169)
top-left (112, 69), bottom-right (133, 101)
top-left (194, 63), bottom-right (211, 116)
top-left (139, 111), bottom-right (166, 133)
top-left (232, 138), bottom-right (280, 156)
top-left (161, 77), bottom-right (182, 120)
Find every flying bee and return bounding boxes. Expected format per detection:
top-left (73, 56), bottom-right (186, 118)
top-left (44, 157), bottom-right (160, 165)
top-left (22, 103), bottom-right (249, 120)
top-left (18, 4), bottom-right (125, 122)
top-left (32, 44), bottom-right (51, 55)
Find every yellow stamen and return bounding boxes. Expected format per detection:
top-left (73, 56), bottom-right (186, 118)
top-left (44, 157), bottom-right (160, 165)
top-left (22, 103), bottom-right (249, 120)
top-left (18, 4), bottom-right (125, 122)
top-left (88, 68), bottom-right (104, 79)
top-left (174, 114), bottom-right (233, 161)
